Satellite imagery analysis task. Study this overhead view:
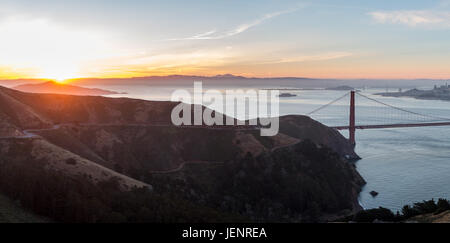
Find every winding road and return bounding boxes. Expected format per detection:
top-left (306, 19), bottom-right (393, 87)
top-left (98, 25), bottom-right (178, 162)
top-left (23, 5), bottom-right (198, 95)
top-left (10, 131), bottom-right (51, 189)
top-left (0, 124), bottom-right (61, 139)
top-left (148, 161), bottom-right (225, 174)
top-left (0, 123), bottom-right (259, 140)
top-left (148, 139), bottom-right (301, 174)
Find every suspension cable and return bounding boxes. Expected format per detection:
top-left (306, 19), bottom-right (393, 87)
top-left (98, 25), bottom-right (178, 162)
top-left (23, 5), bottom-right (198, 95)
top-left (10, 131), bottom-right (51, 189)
top-left (356, 92), bottom-right (450, 121)
top-left (307, 92), bottom-right (350, 115)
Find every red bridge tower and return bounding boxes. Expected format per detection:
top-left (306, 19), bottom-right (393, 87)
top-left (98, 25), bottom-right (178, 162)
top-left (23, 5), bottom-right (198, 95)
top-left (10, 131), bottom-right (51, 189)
top-left (349, 91), bottom-right (356, 147)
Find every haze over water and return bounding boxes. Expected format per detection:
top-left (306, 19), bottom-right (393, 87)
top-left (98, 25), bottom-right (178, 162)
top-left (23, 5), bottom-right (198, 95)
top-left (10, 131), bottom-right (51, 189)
top-left (96, 83), bottom-right (450, 212)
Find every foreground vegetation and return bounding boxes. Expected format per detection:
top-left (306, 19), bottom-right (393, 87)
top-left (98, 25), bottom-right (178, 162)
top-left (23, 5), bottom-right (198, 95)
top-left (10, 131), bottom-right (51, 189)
top-left (0, 149), bottom-right (241, 223)
top-left (338, 198), bottom-right (450, 223)
top-left (0, 193), bottom-right (51, 223)
top-left (146, 140), bottom-right (364, 222)
top-left (0, 139), bottom-right (363, 223)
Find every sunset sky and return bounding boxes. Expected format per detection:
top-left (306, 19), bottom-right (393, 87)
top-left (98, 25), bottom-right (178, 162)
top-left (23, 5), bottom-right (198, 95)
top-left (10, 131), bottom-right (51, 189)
top-left (1, 0), bottom-right (450, 80)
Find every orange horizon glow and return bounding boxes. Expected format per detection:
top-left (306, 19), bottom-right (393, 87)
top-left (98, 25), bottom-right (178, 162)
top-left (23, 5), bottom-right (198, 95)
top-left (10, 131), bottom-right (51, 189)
top-left (2, 70), bottom-right (450, 82)
top-left (9, 61), bottom-right (448, 81)
top-left (3, 59), bottom-right (450, 82)
top-left (2, 52), bottom-right (450, 81)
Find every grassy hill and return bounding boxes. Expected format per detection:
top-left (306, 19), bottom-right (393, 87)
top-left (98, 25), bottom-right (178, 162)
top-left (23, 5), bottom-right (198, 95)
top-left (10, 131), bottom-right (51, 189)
top-left (0, 85), bottom-right (364, 222)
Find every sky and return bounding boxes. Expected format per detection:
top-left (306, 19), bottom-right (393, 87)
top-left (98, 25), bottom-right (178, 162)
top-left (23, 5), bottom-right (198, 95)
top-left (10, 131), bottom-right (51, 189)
top-left (1, 0), bottom-right (450, 80)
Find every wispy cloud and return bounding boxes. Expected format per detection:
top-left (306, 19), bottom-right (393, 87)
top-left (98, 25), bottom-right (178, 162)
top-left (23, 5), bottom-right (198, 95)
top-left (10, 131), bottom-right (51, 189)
top-left (169, 8), bottom-right (299, 41)
top-left (189, 29), bottom-right (218, 39)
top-left (369, 10), bottom-right (450, 27)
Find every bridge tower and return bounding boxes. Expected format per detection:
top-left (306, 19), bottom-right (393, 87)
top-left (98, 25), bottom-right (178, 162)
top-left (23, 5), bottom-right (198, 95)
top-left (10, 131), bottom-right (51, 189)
top-left (349, 91), bottom-right (356, 147)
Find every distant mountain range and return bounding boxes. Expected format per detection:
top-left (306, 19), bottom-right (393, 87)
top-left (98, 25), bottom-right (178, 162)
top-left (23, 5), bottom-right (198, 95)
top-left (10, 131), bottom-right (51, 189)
top-left (13, 81), bottom-right (123, 96)
top-left (67, 74), bottom-right (318, 86)
top-left (1, 74), bottom-right (449, 89)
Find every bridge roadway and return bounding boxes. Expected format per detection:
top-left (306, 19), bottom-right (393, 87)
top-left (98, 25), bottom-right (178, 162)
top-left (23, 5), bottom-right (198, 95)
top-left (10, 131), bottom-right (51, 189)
top-left (332, 121), bottom-right (450, 130)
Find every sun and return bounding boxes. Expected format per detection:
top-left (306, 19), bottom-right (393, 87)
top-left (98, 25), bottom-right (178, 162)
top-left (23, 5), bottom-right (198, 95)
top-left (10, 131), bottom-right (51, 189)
top-left (39, 65), bottom-right (80, 83)
top-left (48, 75), bottom-right (72, 84)
top-left (42, 73), bottom-right (74, 84)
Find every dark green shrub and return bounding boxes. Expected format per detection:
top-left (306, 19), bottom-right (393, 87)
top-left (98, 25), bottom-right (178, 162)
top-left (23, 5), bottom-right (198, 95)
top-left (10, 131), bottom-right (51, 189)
top-left (436, 199), bottom-right (450, 214)
top-left (412, 199), bottom-right (438, 214)
top-left (353, 207), bottom-right (395, 222)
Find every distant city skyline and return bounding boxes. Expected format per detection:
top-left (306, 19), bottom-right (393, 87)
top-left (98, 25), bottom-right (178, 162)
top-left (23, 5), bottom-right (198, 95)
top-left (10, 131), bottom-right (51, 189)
top-left (1, 0), bottom-right (450, 80)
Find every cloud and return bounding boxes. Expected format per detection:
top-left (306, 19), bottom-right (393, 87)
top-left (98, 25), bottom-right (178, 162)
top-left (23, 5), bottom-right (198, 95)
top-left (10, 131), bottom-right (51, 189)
top-left (170, 8), bottom-right (299, 41)
top-left (189, 29), bottom-right (218, 39)
top-left (81, 47), bottom-right (238, 78)
top-left (369, 10), bottom-right (450, 27)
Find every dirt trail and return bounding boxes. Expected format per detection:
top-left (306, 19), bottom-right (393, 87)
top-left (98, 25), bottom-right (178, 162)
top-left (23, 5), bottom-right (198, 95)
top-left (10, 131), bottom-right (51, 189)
top-left (149, 161), bottom-right (224, 174)
top-left (0, 123), bottom-right (259, 139)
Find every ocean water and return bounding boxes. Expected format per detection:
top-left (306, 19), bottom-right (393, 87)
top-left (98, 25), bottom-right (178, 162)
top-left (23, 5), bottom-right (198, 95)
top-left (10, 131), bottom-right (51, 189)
top-left (92, 83), bottom-right (450, 212)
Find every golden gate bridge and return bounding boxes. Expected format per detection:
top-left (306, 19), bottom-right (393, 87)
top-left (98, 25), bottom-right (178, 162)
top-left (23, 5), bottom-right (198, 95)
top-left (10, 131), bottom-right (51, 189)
top-left (307, 91), bottom-right (450, 146)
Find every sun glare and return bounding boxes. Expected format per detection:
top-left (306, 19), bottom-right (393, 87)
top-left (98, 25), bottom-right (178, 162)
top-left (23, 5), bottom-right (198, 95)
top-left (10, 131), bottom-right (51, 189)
top-left (0, 17), bottom-right (117, 80)
top-left (38, 65), bottom-right (80, 83)
top-left (51, 77), bottom-right (69, 84)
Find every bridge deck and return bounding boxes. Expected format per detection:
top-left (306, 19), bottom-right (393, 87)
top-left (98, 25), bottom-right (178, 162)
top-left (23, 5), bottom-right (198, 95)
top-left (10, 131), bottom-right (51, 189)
top-left (332, 122), bottom-right (450, 130)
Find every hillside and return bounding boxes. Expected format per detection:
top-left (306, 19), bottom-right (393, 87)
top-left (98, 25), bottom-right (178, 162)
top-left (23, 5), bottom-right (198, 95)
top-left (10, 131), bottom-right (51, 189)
top-left (147, 140), bottom-right (364, 222)
top-left (0, 193), bottom-right (51, 223)
top-left (0, 85), bottom-right (364, 222)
